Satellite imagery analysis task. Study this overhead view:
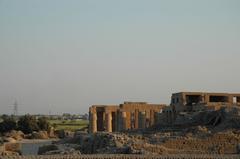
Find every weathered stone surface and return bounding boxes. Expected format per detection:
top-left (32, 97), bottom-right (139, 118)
top-left (0, 150), bottom-right (20, 156)
top-left (55, 130), bottom-right (74, 139)
top-left (31, 131), bottom-right (49, 139)
top-left (3, 137), bottom-right (17, 143)
top-left (89, 102), bottom-right (166, 133)
top-left (4, 130), bottom-right (24, 141)
top-left (48, 127), bottom-right (56, 138)
top-left (38, 144), bottom-right (59, 155)
top-left (38, 143), bottom-right (81, 155)
top-left (4, 142), bottom-right (21, 154)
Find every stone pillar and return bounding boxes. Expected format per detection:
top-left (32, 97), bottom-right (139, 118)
top-left (228, 95), bottom-right (233, 105)
top-left (205, 94), bottom-right (210, 104)
top-left (92, 112), bottom-right (97, 133)
top-left (125, 112), bottom-right (131, 129)
top-left (106, 112), bottom-right (112, 132)
top-left (122, 111), bottom-right (127, 130)
top-left (134, 109), bottom-right (139, 129)
top-left (182, 94), bottom-right (187, 105)
top-left (138, 111), bottom-right (146, 129)
top-left (146, 111), bottom-right (150, 128)
top-left (116, 111), bottom-right (120, 131)
top-left (143, 112), bottom-right (146, 128)
top-left (201, 95), bottom-right (205, 103)
top-left (150, 110), bottom-right (154, 126)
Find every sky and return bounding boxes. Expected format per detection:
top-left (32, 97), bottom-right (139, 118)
top-left (0, 0), bottom-right (240, 115)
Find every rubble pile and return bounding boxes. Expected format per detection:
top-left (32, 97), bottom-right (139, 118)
top-left (78, 133), bottom-right (133, 154)
top-left (38, 144), bottom-right (81, 155)
top-left (192, 106), bottom-right (240, 129)
top-left (30, 131), bottom-right (49, 139)
top-left (4, 130), bottom-right (24, 141)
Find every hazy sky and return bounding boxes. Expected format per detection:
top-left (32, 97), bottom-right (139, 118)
top-left (0, 0), bottom-right (240, 114)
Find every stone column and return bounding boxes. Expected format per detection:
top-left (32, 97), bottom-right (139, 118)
top-left (150, 110), bottom-right (154, 126)
top-left (134, 109), bottom-right (139, 129)
top-left (182, 94), bottom-right (187, 105)
top-left (122, 111), bottom-right (127, 130)
top-left (201, 95), bottom-right (205, 103)
top-left (146, 111), bottom-right (150, 128)
top-left (138, 111), bottom-right (146, 129)
top-left (205, 94), bottom-right (210, 105)
top-left (92, 112), bottom-right (97, 133)
top-left (106, 112), bottom-right (112, 132)
top-left (228, 95), bottom-right (233, 105)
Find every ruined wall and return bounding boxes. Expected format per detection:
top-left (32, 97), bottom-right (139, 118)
top-left (89, 92), bottom-right (240, 133)
top-left (89, 105), bottom-right (118, 133)
top-left (89, 102), bottom-right (166, 133)
top-left (165, 92), bottom-right (240, 125)
top-left (171, 92), bottom-right (240, 109)
top-left (119, 102), bottom-right (166, 130)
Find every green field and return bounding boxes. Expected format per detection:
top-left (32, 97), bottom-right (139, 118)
top-left (48, 119), bottom-right (89, 131)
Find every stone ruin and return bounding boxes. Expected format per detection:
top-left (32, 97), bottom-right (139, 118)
top-left (89, 92), bottom-right (240, 133)
top-left (89, 102), bottom-right (166, 133)
top-left (2, 91), bottom-right (240, 157)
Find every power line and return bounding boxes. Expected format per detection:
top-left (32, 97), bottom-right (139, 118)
top-left (13, 100), bottom-right (18, 116)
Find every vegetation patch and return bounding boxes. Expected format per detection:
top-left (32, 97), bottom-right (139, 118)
top-left (48, 119), bottom-right (89, 131)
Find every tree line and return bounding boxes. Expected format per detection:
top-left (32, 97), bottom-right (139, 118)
top-left (0, 115), bottom-right (50, 134)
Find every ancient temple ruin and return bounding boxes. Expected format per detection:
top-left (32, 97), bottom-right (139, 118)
top-left (89, 92), bottom-right (240, 133)
top-left (89, 102), bottom-right (166, 133)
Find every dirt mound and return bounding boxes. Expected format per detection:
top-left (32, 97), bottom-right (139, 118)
top-left (73, 133), bottom-right (139, 154)
top-left (47, 127), bottom-right (56, 138)
top-left (4, 130), bottom-right (24, 141)
top-left (31, 131), bottom-right (49, 139)
top-left (3, 137), bottom-right (17, 143)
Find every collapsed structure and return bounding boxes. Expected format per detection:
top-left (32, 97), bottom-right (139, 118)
top-left (89, 92), bottom-right (240, 133)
